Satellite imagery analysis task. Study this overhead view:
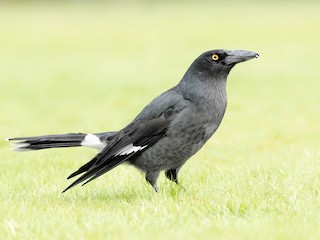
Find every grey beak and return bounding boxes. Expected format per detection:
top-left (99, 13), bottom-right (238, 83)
top-left (225, 50), bottom-right (259, 65)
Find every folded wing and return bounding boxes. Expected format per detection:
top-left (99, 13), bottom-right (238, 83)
top-left (62, 115), bottom-right (171, 192)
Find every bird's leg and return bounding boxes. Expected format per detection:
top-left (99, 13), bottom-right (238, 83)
top-left (165, 168), bottom-right (186, 191)
top-left (165, 169), bottom-right (179, 184)
top-left (145, 171), bottom-right (160, 192)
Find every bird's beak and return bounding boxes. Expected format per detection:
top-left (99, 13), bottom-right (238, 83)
top-left (225, 50), bottom-right (259, 65)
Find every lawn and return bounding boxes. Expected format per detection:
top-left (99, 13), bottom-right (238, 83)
top-left (0, 1), bottom-right (320, 239)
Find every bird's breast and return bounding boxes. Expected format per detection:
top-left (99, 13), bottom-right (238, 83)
top-left (131, 87), bottom-right (227, 172)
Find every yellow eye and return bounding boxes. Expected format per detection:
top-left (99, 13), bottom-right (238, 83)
top-left (211, 54), bottom-right (219, 61)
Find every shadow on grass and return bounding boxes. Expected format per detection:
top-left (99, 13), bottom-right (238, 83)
top-left (59, 181), bottom-right (188, 204)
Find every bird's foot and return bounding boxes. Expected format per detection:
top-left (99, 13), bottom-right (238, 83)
top-left (178, 184), bottom-right (186, 191)
top-left (153, 185), bottom-right (159, 193)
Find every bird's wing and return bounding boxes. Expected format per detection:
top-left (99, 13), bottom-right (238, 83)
top-left (133, 88), bottom-right (187, 121)
top-left (62, 106), bottom-right (182, 192)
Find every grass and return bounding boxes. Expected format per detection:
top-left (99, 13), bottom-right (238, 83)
top-left (1, 1), bottom-right (320, 239)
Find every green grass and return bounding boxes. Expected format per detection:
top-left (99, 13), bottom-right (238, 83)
top-left (1, 1), bottom-right (320, 239)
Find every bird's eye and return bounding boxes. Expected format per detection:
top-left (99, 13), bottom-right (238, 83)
top-left (211, 54), bottom-right (219, 61)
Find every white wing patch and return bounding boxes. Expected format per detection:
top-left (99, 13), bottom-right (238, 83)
top-left (115, 143), bottom-right (147, 156)
top-left (81, 134), bottom-right (106, 151)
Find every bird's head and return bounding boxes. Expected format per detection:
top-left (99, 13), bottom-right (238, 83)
top-left (191, 49), bottom-right (259, 77)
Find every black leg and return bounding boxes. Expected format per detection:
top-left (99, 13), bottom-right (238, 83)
top-left (165, 169), bottom-right (179, 184)
top-left (145, 171), bottom-right (160, 192)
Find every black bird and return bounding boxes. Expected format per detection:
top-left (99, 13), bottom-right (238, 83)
top-left (7, 49), bottom-right (259, 192)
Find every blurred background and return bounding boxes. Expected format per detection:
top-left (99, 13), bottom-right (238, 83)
top-left (0, 0), bottom-right (319, 239)
top-left (1, 0), bottom-right (319, 155)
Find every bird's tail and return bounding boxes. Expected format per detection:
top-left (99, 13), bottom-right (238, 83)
top-left (6, 133), bottom-right (89, 151)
